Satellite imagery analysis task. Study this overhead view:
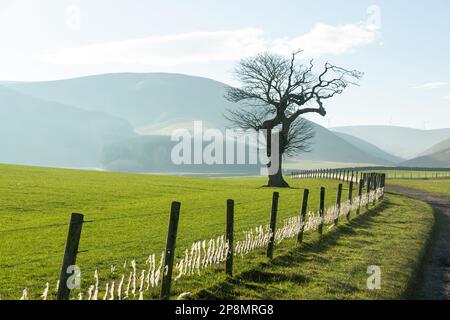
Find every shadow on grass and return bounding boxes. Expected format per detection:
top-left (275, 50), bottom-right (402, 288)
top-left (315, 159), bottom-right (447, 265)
top-left (195, 201), bottom-right (391, 300)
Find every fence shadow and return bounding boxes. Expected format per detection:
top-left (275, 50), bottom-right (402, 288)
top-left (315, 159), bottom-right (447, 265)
top-left (195, 201), bottom-right (391, 300)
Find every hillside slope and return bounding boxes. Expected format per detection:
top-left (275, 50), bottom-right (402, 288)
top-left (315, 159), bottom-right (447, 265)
top-left (401, 148), bottom-right (450, 168)
top-left (420, 137), bottom-right (450, 156)
top-left (332, 125), bottom-right (450, 159)
top-left (4, 73), bottom-right (235, 128)
top-left (0, 85), bottom-right (135, 167)
top-left (293, 121), bottom-right (395, 165)
top-left (333, 132), bottom-right (403, 164)
top-left (2, 73), bottom-right (400, 170)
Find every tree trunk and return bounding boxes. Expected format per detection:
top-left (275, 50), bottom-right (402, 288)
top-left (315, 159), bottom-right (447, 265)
top-left (267, 153), bottom-right (289, 188)
top-left (265, 128), bottom-right (289, 188)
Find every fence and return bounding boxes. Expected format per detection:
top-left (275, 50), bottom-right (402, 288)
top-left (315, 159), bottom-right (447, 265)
top-left (291, 167), bottom-right (450, 180)
top-left (1, 176), bottom-right (386, 301)
top-left (291, 168), bottom-right (387, 189)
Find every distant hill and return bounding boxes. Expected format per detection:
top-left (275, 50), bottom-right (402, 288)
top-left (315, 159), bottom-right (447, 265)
top-left (0, 85), bottom-right (135, 168)
top-left (332, 125), bottom-right (450, 159)
top-left (101, 118), bottom-right (395, 173)
top-left (4, 73), bottom-right (235, 129)
top-left (292, 121), bottom-right (395, 165)
top-left (333, 132), bottom-right (403, 164)
top-left (420, 137), bottom-right (450, 156)
top-left (401, 137), bottom-right (450, 168)
top-left (2, 73), bottom-right (403, 172)
top-left (401, 148), bottom-right (450, 168)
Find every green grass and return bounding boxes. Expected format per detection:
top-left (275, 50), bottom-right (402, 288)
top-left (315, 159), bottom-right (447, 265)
top-left (389, 179), bottom-right (450, 195)
top-left (0, 164), bottom-right (350, 299)
top-left (195, 192), bottom-right (435, 299)
top-left (0, 164), bottom-right (435, 300)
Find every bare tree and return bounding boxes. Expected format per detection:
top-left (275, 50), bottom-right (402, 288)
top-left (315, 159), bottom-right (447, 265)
top-left (225, 50), bottom-right (362, 187)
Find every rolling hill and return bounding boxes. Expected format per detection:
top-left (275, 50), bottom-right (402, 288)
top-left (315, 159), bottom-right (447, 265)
top-left (1, 73), bottom-right (405, 172)
top-left (291, 121), bottom-right (398, 165)
top-left (100, 119), bottom-right (396, 173)
top-left (401, 137), bottom-right (450, 167)
top-left (332, 125), bottom-right (450, 159)
top-left (400, 149), bottom-right (450, 168)
top-left (419, 137), bottom-right (450, 156)
top-left (3, 73), bottom-right (234, 129)
top-left (0, 85), bottom-right (135, 168)
top-left (333, 132), bottom-right (404, 164)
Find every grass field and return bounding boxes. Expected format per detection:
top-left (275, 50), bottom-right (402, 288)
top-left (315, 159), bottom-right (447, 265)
top-left (389, 179), bottom-right (450, 195)
top-left (0, 164), bottom-right (350, 299)
top-left (196, 193), bottom-right (434, 299)
top-left (0, 164), bottom-right (434, 299)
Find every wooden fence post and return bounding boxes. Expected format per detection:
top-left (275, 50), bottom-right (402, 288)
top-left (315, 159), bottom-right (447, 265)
top-left (318, 187), bottom-right (325, 239)
top-left (373, 174), bottom-right (379, 205)
top-left (297, 189), bottom-right (309, 243)
top-left (57, 212), bottom-right (84, 300)
top-left (267, 192), bottom-right (279, 259)
top-left (366, 176), bottom-right (371, 210)
top-left (334, 184), bottom-right (343, 225)
top-left (225, 199), bottom-right (234, 277)
top-left (357, 179), bottom-right (363, 215)
top-left (347, 181), bottom-right (354, 221)
top-left (160, 201), bottom-right (181, 300)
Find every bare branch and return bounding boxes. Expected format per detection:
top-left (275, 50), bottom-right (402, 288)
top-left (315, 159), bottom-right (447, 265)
top-left (224, 50), bottom-right (361, 169)
top-left (284, 118), bottom-right (315, 157)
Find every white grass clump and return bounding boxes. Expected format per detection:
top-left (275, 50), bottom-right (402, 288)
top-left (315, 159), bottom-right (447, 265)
top-left (174, 235), bottom-right (229, 281)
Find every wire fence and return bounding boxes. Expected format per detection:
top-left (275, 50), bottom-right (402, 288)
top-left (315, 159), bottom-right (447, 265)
top-left (291, 167), bottom-right (450, 181)
top-left (0, 174), bottom-right (386, 300)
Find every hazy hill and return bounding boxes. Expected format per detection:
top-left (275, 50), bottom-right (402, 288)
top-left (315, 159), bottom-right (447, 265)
top-left (333, 132), bottom-right (404, 164)
top-left (420, 137), bottom-right (450, 156)
top-left (332, 125), bottom-right (450, 159)
top-left (4, 73), bottom-right (235, 129)
top-left (2, 73), bottom-right (403, 171)
top-left (100, 118), bottom-right (395, 173)
top-left (401, 149), bottom-right (450, 168)
top-left (401, 137), bottom-right (450, 168)
top-left (292, 121), bottom-right (395, 165)
top-left (0, 85), bottom-right (135, 167)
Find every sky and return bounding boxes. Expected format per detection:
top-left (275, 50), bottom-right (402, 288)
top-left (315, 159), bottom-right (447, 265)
top-left (1, 0), bottom-right (450, 129)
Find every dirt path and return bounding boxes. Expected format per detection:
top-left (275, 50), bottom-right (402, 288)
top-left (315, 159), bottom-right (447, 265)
top-left (388, 185), bottom-right (450, 300)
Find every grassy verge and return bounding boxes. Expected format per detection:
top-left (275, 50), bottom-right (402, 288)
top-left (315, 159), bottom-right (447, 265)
top-left (195, 192), bottom-right (434, 299)
top-left (389, 179), bottom-right (450, 195)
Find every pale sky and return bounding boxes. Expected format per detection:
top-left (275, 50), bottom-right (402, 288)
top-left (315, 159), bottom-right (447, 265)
top-left (1, 0), bottom-right (450, 129)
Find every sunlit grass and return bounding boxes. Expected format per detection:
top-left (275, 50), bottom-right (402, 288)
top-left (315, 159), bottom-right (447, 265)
top-left (0, 164), bottom-right (348, 299)
top-left (389, 178), bottom-right (450, 195)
